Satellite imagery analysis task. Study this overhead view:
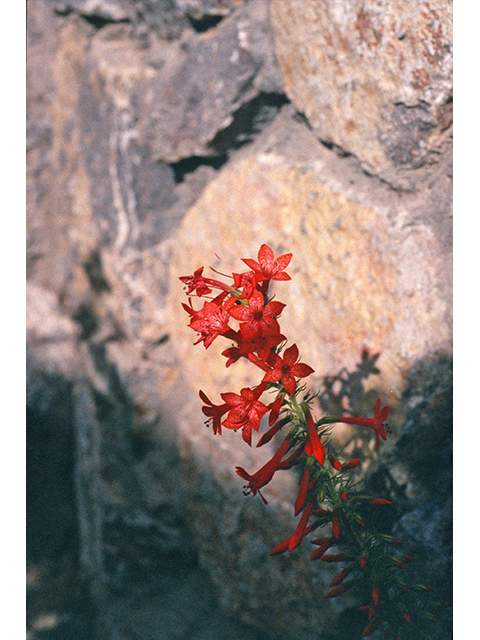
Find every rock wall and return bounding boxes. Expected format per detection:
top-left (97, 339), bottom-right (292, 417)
top-left (27, 1), bottom-right (452, 638)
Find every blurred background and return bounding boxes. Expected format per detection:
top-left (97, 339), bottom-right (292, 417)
top-left (26, 1), bottom-right (452, 638)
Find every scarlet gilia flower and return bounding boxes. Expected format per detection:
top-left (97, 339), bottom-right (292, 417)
top-left (236, 436), bottom-right (292, 504)
top-left (241, 243), bottom-right (293, 282)
top-left (270, 500), bottom-right (314, 555)
top-left (232, 270), bottom-right (258, 298)
top-left (340, 491), bottom-right (348, 503)
top-left (199, 390), bottom-right (229, 435)
top-left (179, 267), bottom-right (231, 297)
top-left (228, 289), bottom-right (285, 339)
top-left (330, 457), bottom-right (342, 471)
top-left (221, 329), bottom-right (286, 367)
top-left (305, 412), bottom-right (325, 465)
top-left (403, 612), bottom-right (411, 624)
top-left (368, 498), bottom-right (393, 505)
top-left (294, 466), bottom-right (311, 516)
top-left (323, 583), bottom-right (353, 599)
top-left (221, 385), bottom-right (269, 445)
top-left (360, 621), bottom-right (378, 637)
top-left (262, 343), bottom-right (315, 396)
top-left (320, 554), bottom-right (347, 562)
top-left (329, 568), bottom-right (350, 587)
top-left (182, 293), bottom-right (236, 348)
top-left (346, 458), bottom-right (361, 468)
top-left (256, 416), bottom-right (290, 447)
top-left (179, 267), bottom-right (212, 296)
top-left (372, 584), bottom-right (380, 607)
top-left (332, 398), bottom-right (390, 450)
top-left (332, 512), bottom-right (341, 539)
top-left (359, 555), bottom-right (367, 568)
top-left (268, 394), bottom-right (284, 425)
top-left (310, 538), bottom-right (331, 560)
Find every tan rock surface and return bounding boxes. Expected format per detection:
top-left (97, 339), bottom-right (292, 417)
top-left (167, 108), bottom-right (451, 411)
top-left (270, 0), bottom-right (453, 188)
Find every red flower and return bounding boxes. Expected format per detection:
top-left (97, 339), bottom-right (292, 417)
top-left (268, 394), bottom-right (284, 426)
top-left (403, 612), bottom-right (411, 625)
top-left (310, 538), bottom-right (332, 560)
top-left (179, 267), bottom-right (212, 296)
top-left (270, 500), bottom-right (314, 555)
top-left (331, 457), bottom-right (343, 471)
top-left (332, 512), bottom-right (341, 539)
top-left (236, 437), bottom-right (292, 504)
top-left (329, 568), bottom-right (350, 587)
top-left (221, 386), bottom-right (269, 445)
top-left (372, 584), bottom-right (380, 607)
top-left (319, 554), bottom-right (347, 562)
top-left (368, 498), bottom-right (392, 505)
top-left (294, 466), bottom-right (311, 516)
top-left (346, 458), bottom-right (361, 468)
top-left (323, 583), bottom-right (353, 599)
top-left (241, 243), bottom-right (293, 282)
top-left (305, 412), bottom-right (325, 465)
top-left (262, 344), bottom-right (315, 396)
top-left (232, 270), bottom-right (258, 298)
top-left (199, 390), bottom-right (230, 435)
top-left (361, 621), bottom-right (378, 637)
top-left (332, 399), bottom-right (390, 449)
top-left (182, 293), bottom-right (235, 348)
top-left (179, 267), bottom-right (231, 296)
top-left (340, 491), bottom-right (349, 503)
top-left (256, 416), bottom-right (290, 447)
top-left (222, 329), bottom-right (286, 367)
top-left (359, 556), bottom-right (367, 568)
top-left (228, 289), bottom-right (285, 338)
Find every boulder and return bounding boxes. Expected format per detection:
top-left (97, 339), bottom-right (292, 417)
top-left (270, 0), bottom-right (453, 190)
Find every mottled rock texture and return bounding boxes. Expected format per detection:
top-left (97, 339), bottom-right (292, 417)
top-left (270, 0), bottom-right (453, 190)
top-left (27, 0), bottom-right (452, 638)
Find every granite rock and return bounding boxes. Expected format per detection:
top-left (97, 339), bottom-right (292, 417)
top-left (270, 0), bottom-right (453, 189)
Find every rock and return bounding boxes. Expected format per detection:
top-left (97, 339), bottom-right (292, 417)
top-left (27, 1), bottom-right (452, 638)
top-left (270, 0), bottom-right (453, 189)
top-left (168, 105), bottom-right (451, 409)
top-left (165, 104), bottom-right (452, 636)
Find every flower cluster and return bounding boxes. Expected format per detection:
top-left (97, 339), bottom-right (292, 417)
top-left (180, 244), bottom-right (444, 640)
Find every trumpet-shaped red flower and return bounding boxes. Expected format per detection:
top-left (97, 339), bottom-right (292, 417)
top-left (329, 568), bottom-right (350, 587)
top-left (323, 583), bottom-right (353, 599)
top-left (221, 329), bottom-right (285, 368)
top-left (305, 412), bottom-right (325, 465)
top-left (361, 621), bottom-right (378, 637)
top-left (332, 512), bottom-right (341, 539)
top-left (236, 436), bottom-right (292, 503)
top-left (221, 386), bottom-right (269, 445)
top-left (270, 500), bottom-right (314, 555)
top-left (310, 538), bottom-right (332, 560)
top-left (256, 416), bottom-right (290, 447)
top-left (241, 243), bottom-right (293, 282)
top-left (332, 399), bottom-right (390, 450)
top-left (182, 293), bottom-right (235, 348)
top-left (199, 390), bottom-right (229, 435)
top-left (262, 343), bottom-right (315, 396)
top-left (232, 270), bottom-right (258, 299)
top-left (179, 267), bottom-right (231, 297)
top-left (294, 466), bottom-right (311, 516)
top-left (179, 267), bottom-right (212, 296)
top-left (228, 289), bottom-right (285, 338)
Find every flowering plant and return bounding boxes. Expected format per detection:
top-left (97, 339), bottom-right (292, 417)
top-left (180, 244), bottom-right (447, 639)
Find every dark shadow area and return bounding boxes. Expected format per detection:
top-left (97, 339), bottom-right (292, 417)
top-left (26, 354), bottom-right (284, 640)
top-left (314, 349), bottom-right (452, 639)
top-left (187, 14), bottom-right (224, 33)
top-left (171, 93), bottom-right (290, 184)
